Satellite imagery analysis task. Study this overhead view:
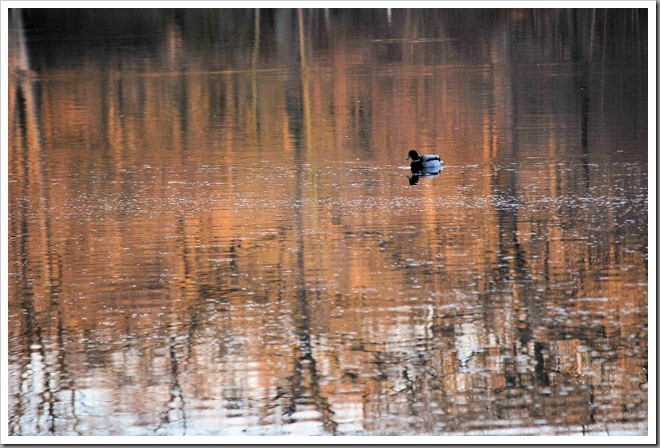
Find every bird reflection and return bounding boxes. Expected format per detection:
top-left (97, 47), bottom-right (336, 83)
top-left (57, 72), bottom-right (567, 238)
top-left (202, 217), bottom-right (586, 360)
top-left (406, 165), bottom-right (442, 185)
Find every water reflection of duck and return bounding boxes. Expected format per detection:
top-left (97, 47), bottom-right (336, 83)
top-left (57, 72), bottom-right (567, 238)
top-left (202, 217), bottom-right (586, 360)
top-left (405, 150), bottom-right (442, 172)
top-left (406, 170), bottom-right (441, 185)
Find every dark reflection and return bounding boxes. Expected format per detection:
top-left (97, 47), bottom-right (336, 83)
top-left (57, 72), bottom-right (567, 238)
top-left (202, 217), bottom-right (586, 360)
top-left (277, 11), bottom-right (337, 434)
top-left (155, 336), bottom-right (187, 435)
top-left (406, 168), bottom-right (442, 185)
top-left (8, 8), bottom-right (648, 437)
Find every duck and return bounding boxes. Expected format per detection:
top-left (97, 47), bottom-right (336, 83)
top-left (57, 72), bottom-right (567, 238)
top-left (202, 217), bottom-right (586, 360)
top-left (405, 150), bottom-right (442, 172)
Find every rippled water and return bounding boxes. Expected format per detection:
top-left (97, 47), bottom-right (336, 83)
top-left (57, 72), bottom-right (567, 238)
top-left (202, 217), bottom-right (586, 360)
top-left (7, 9), bottom-right (649, 438)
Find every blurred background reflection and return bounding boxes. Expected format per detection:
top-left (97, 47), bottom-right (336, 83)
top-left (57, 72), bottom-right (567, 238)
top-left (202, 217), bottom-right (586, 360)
top-left (8, 8), bottom-right (648, 436)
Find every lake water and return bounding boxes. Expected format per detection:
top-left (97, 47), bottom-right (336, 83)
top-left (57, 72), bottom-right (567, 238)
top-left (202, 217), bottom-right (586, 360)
top-left (7, 9), bottom-right (649, 438)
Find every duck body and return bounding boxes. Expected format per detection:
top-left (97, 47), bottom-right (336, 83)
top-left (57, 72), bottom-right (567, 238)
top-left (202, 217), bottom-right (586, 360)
top-left (405, 150), bottom-right (442, 173)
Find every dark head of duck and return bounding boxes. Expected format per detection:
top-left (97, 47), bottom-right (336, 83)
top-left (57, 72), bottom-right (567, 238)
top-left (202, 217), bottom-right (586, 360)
top-left (406, 150), bottom-right (421, 162)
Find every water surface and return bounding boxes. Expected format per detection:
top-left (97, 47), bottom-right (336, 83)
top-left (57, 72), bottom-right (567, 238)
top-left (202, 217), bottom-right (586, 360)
top-left (7, 9), bottom-right (648, 437)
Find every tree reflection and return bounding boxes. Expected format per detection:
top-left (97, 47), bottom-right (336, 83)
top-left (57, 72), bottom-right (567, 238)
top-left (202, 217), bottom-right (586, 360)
top-left (8, 7), bottom-right (648, 436)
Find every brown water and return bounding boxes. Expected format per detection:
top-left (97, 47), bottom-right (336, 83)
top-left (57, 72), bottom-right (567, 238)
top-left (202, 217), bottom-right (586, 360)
top-left (7, 9), bottom-right (648, 437)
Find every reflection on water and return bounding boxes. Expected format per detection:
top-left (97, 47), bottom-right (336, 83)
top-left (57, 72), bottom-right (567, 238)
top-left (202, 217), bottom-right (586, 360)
top-left (8, 9), bottom-right (648, 437)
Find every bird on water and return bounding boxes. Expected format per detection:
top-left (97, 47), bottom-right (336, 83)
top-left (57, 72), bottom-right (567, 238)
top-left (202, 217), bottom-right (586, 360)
top-left (405, 149), bottom-right (442, 172)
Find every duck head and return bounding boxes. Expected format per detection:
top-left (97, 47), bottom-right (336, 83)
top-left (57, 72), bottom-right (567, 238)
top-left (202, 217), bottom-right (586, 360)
top-left (405, 150), bottom-right (420, 162)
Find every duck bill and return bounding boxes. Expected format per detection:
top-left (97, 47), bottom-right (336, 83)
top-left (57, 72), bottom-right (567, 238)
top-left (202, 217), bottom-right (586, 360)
top-left (404, 156), bottom-right (410, 161)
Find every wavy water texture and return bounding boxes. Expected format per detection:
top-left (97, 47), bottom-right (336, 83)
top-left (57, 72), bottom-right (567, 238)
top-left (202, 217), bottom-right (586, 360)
top-left (8, 8), bottom-right (648, 437)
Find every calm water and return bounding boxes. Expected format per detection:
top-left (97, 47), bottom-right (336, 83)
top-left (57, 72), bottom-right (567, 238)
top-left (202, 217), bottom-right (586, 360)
top-left (7, 9), bottom-right (649, 437)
